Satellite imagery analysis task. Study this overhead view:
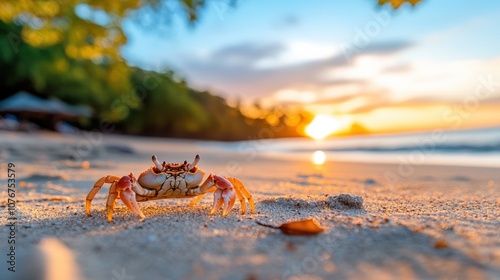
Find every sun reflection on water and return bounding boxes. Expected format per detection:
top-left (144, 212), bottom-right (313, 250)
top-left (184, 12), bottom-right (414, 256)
top-left (312, 150), bottom-right (326, 165)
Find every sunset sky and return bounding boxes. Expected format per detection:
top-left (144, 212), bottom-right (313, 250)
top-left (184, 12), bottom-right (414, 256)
top-left (121, 0), bottom-right (500, 135)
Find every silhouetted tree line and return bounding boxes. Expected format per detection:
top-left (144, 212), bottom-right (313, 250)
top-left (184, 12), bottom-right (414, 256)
top-left (0, 19), bottom-right (311, 140)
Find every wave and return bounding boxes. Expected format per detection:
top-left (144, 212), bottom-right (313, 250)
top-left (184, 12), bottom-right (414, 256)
top-left (229, 126), bottom-right (500, 167)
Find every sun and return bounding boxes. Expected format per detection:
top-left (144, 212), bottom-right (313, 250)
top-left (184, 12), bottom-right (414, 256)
top-left (305, 115), bottom-right (350, 140)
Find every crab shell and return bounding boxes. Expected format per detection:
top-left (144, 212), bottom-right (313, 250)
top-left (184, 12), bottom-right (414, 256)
top-left (136, 163), bottom-right (206, 199)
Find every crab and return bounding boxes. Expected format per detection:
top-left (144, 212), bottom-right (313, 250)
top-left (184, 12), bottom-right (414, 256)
top-left (85, 154), bottom-right (254, 222)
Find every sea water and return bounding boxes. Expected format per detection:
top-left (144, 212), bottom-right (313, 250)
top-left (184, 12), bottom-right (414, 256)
top-left (224, 127), bottom-right (500, 168)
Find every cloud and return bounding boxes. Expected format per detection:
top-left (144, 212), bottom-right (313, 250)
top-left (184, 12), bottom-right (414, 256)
top-left (338, 93), bottom-right (500, 115)
top-left (303, 92), bottom-right (392, 115)
top-left (178, 39), bottom-right (413, 101)
top-left (174, 38), bottom-right (500, 127)
top-left (362, 41), bottom-right (414, 55)
top-left (348, 99), bottom-right (443, 114)
top-left (485, 96), bottom-right (500, 104)
top-left (275, 15), bottom-right (300, 28)
top-left (382, 63), bottom-right (412, 74)
top-left (211, 42), bottom-right (285, 65)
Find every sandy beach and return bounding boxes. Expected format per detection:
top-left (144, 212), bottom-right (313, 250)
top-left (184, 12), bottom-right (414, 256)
top-left (1, 131), bottom-right (499, 280)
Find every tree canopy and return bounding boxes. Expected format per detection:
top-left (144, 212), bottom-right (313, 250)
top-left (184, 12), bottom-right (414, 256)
top-left (379, 0), bottom-right (422, 9)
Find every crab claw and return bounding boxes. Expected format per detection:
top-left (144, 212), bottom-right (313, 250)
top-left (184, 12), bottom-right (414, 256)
top-left (117, 175), bottom-right (145, 220)
top-left (210, 189), bottom-right (224, 214)
top-left (210, 175), bottom-right (236, 216)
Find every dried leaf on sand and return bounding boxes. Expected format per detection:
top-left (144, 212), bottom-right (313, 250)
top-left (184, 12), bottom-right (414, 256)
top-left (257, 219), bottom-right (325, 235)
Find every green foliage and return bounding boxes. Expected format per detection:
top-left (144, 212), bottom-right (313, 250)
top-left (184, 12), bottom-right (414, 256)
top-left (378, 0), bottom-right (422, 9)
top-left (0, 0), bottom-right (212, 59)
top-left (0, 1), bottom-right (279, 140)
top-left (0, 18), bottom-right (275, 140)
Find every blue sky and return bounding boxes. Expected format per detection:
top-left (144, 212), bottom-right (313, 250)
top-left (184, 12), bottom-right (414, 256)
top-left (120, 0), bottom-right (500, 132)
top-left (123, 0), bottom-right (500, 66)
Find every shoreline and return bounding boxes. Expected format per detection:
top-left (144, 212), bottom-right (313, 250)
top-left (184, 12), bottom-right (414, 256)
top-left (1, 130), bottom-right (499, 169)
top-left (1, 131), bottom-right (499, 279)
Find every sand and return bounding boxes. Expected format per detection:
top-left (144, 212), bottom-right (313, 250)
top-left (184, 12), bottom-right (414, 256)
top-left (1, 131), bottom-right (499, 280)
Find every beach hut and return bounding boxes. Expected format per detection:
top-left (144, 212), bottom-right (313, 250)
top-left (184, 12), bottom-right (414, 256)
top-left (0, 91), bottom-right (92, 118)
top-left (0, 91), bottom-right (92, 130)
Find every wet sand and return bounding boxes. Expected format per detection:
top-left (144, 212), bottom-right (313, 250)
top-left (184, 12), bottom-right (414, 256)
top-left (1, 131), bottom-right (499, 280)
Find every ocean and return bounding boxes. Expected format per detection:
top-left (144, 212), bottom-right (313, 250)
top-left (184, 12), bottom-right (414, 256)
top-left (226, 127), bottom-right (500, 168)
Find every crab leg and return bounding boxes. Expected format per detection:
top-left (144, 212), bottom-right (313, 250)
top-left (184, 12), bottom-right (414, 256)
top-left (106, 181), bottom-right (119, 222)
top-left (129, 173), bottom-right (156, 197)
top-left (226, 177), bottom-right (255, 214)
top-left (200, 173), bottom-right (215, 193)
top-left (189, 186), bottom-right (215, 207)
top-left (192, 176), bottom-right (254, 216)
top-left (86, 175), bottom-right (121, 216)
top-left (233, 185), bottom-right (246, 214)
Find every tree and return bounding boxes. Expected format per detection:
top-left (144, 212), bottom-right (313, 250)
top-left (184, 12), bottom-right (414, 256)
top-left (0, 0), bottom-right (217, 61)
top-left (378, 0), bottom-right (422, 9)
